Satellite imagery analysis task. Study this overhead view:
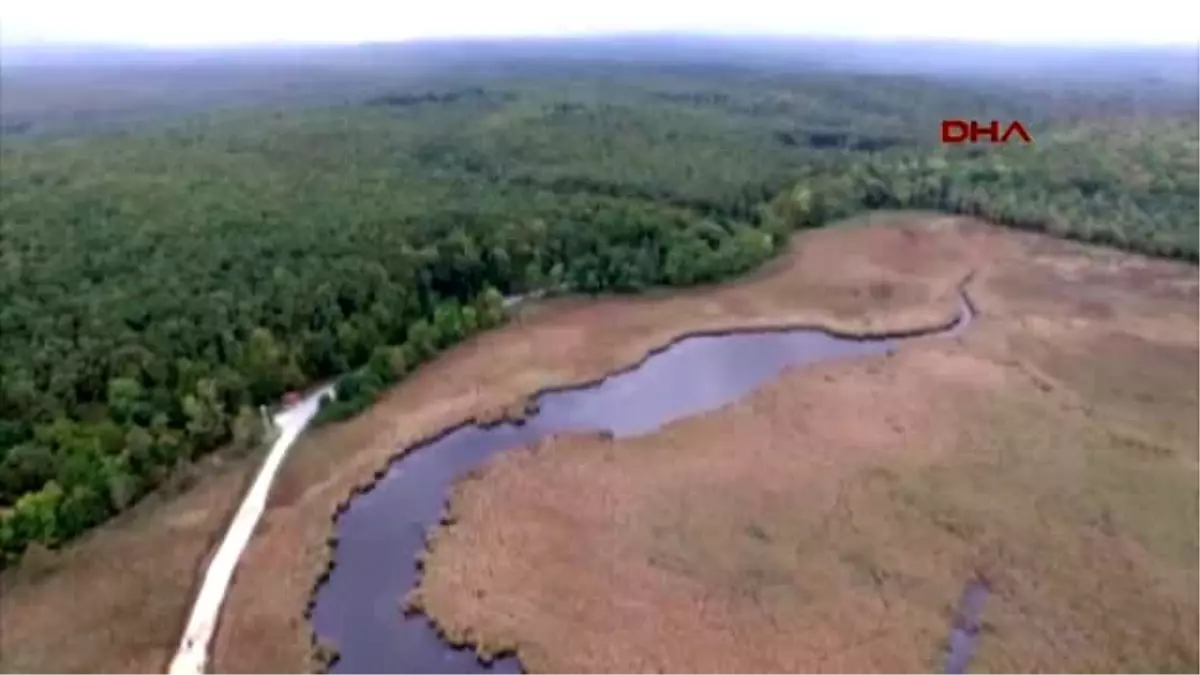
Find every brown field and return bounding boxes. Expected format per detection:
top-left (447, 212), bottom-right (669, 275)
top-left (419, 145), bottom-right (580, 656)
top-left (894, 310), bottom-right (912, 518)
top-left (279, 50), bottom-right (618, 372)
top-left (0, 212), bottom-right (1194, 673)
top-left (0, 448), bottom-right (260, 673)
top-left (414, 223), bottom-right (1199, 672)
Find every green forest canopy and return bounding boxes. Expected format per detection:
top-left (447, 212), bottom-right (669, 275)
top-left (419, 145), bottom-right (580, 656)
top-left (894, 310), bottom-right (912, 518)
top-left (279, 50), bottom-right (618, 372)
top-left (1, 43), bottom-right (1197, 562)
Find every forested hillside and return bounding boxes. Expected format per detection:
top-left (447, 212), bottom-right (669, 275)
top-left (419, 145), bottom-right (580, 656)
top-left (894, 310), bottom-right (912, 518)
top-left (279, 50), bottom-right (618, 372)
top-left (1, 43), bottom-right (1196, 562)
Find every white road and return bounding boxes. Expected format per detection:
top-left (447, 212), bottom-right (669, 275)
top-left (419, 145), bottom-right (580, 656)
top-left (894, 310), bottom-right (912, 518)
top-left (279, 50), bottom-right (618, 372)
top-left (168, 385), bottom-right (333, 675)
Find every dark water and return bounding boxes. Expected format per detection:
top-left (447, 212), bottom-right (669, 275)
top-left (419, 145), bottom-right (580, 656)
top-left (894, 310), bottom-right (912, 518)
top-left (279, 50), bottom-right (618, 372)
top-left (311, 293), bottom-right (974, 674)
top-left (944, 578), bottom-right (991, 674)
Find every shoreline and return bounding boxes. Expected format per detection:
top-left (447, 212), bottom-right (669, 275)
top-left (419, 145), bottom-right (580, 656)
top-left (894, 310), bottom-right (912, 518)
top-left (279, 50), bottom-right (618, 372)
top-left (210, 217), bottom-right (1015, 672)
top-left (304, 277), bottom-right (979, 670)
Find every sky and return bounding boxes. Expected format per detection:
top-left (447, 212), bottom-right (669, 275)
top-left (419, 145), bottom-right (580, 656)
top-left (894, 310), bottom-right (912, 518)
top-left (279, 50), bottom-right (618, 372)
top-left (1, 0), bottom-right (1198, 48)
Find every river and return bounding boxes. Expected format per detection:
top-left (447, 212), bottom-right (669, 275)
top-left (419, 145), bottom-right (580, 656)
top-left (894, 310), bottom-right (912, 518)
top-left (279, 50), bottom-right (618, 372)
top-left (311, 288), bottom-right (977, 673)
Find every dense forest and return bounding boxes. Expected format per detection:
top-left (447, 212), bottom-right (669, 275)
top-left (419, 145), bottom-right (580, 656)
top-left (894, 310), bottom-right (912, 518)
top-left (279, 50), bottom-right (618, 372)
top-left (1, 40), bottom-right (1197, 562)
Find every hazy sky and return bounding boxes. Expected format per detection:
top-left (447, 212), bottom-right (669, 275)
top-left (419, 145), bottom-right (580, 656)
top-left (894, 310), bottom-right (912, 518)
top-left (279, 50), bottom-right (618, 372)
top-left (2, 0), bottom-right (1198, 47)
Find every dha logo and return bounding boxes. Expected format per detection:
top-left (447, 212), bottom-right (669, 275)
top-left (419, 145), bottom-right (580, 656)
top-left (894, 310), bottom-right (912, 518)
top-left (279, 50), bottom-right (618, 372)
top-left (941, 120), bottom-right (1033, 145)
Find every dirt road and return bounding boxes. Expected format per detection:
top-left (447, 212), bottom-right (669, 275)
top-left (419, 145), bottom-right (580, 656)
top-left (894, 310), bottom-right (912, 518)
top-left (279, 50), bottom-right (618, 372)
top-left (169, 386), bottom-right (332, 675)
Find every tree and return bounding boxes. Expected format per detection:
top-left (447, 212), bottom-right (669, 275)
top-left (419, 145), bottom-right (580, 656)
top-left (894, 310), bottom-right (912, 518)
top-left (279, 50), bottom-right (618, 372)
top-left (475, 287), bottom-right (507, 329)
top-left (432, 302), bottom-right (465, 348)
top-left (242, 327), bottom-right (288, 402)
top-left (101, 454), bottom-right (140, 511)
top-left (106, 377), bottom-right (149, 426)
top-left (367, 346), bottom-right (397, 384)
top-left (407, 320), bottom-right (438, 361)
top-left (123, 425), bottom-right (156, 476)
top-left (10, 481), bottom-right (65, 546)
top-left (388, 345), bottom-right (414, 380)
top-left (231, 405), bottom-right (266, 452)
top-left (0, 444), bottom-right (57, 503)
top-left (182, 379), bottom-right (228, 451)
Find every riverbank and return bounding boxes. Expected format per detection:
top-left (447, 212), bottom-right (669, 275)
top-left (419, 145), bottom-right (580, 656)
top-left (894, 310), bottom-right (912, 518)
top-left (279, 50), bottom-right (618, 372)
top-left (2, 210), bottom-right (958, 673)
top-left (413, 220), bottom-right (1198, 672)
top-left (212, 212), bottom-right (998, 671)
top-left (309, 282), bottom-right (975, 672)
top-left (2, 212), bottom-right (1192, 673)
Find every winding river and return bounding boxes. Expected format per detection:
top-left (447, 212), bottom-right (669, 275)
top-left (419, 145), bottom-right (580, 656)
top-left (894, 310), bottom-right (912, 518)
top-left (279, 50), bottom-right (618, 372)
top-left (311, 287), bottom-right (978, 674)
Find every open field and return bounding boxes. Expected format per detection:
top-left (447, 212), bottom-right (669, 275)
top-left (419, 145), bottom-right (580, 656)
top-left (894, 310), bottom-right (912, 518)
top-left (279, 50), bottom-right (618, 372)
top-left (0, 213), bottom-right (1194, 673)
top-left (0, 448), bottom-right (260, 673)
top-left (415, 220), bottom-right (1200, 672)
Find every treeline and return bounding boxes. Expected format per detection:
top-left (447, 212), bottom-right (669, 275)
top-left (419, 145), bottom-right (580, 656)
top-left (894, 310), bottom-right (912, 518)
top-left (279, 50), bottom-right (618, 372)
top-left (366, 87), bottom-right (515, 108)
top-left (0, 162), bottom-right (783, 562)
top-left (312, 288), bottom-right (507, 425)
top-left (766, 129), bottom-right (1199, 261)
top-left (1, 62), bottom-right (1196, 563)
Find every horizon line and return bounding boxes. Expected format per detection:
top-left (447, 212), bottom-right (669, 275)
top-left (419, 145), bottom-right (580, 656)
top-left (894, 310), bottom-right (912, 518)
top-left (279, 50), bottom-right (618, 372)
top-left (4, 31), bottom-right (1199, 52)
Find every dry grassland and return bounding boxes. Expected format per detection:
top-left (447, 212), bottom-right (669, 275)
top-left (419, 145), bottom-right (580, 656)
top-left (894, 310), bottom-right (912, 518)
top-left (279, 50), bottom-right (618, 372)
top-left (415, 221), bottom-right (1199, 673)
top-left (0, 212), bottom-right (1193, 674)
top-left (0, 450), bottom-right (260, 673)
top-left (212, 211), bottom-right (995, 672)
